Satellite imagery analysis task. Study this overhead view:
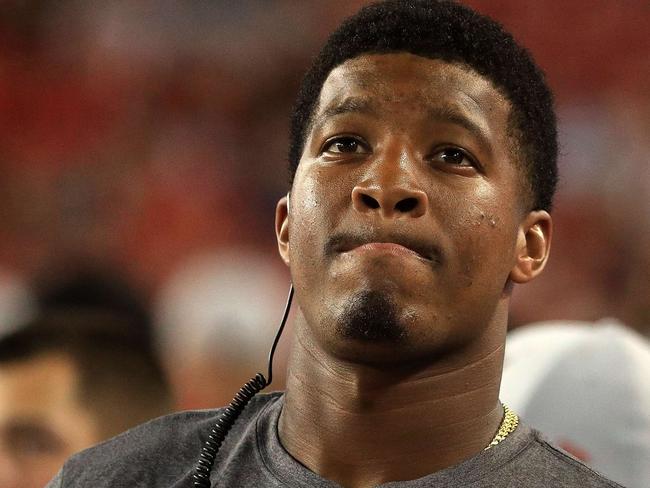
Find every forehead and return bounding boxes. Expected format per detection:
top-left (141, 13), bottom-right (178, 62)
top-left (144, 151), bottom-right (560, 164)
top-left (0, 353), bottom-right (79, 420)
top-left (312, 52), bottom-right (511, 140)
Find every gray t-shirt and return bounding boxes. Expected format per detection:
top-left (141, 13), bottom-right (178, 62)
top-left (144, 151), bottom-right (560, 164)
top-left (47, 392), bottom-right (622, 487)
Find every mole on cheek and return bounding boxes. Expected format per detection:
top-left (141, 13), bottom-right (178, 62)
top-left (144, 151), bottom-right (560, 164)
top-left (474, 211), bottom-right (500, 228)
top-left (301, 179), bottom-right (321, 211)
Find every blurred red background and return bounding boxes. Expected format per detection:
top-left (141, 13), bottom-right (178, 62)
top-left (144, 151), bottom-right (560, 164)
top-left (0, 0), bottom-right (648, 407)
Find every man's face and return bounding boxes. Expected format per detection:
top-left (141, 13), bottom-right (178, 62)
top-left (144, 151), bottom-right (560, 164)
top-left (0, 353), bottom-right (98, 488)
top-left (277, 53), bottom-right (547, 364)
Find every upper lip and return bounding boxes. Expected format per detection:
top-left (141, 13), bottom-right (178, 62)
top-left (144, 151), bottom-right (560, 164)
top-left (327, 232), bottom-right (440, 263)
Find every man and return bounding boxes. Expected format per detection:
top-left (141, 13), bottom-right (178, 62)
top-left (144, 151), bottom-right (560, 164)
top-left (0, 312), bottom-right (173, 488)
top-left (48, 1), bottom-right (621, 487)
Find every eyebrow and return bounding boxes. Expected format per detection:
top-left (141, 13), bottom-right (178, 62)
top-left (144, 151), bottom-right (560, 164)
top-left (426, 104), bottom-right (493, 154)
top-left (5, 420), bottom-right (65, 449)
top-left (313, 97), bottom-right (494, 154)
top-left (315, 96), bottom-right (377, 122)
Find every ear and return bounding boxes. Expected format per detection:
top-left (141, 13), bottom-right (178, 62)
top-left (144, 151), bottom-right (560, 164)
top-left (275, 194), bottom-right (290, 266)
top-left (509, 210), bottom-right (552, 284)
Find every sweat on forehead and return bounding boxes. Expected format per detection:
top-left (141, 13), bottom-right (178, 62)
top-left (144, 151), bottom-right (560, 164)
top-left (287, 0), bottom-right (557, 212)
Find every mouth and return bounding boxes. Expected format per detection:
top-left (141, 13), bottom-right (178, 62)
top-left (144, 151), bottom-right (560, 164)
top-left (327, 233), bottom-right (440, 264)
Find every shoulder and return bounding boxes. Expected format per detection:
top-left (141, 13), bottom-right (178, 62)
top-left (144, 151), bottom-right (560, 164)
top-left (53, 392), bottom-right (283, 488)
top-left (504, 426), bottom-right (624, 488)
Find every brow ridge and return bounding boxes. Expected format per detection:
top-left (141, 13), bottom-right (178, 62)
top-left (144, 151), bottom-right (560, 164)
top-left (319, 96), bottom-right (377, 120)
top-left (314, 96), bottom-right (494, 156)
top-left (426, 104), bottom-right (492, 153)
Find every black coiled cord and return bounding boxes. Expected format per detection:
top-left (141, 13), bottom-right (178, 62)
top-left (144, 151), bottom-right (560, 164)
top-left (192, 284), bottom-right (294, 488)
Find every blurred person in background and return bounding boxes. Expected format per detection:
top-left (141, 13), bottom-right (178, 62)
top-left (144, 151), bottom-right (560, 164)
top-left (0, 311), bottom-right (173, 488)
top-left (33, 264), bottom-right (156, 351)
top-left (500, 320), bottom-right (650, 488)
top-left (0, 268), bottom-right (35, 336)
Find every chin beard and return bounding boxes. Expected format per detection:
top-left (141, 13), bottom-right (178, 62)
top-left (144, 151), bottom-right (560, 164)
top-left (336, 290), bottom-right (408, 343)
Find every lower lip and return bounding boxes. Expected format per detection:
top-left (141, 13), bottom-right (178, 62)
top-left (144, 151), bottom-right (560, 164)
top-left (345, 242), bottom-right (426, 261)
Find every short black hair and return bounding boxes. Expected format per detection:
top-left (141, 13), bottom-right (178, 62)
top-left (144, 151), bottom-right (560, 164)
top-left (288, 0), bottom-right (558, 211)
top-left (0, 311), bottom-right (173, 439)
top-left (35, 265), bottom-right (154, 348)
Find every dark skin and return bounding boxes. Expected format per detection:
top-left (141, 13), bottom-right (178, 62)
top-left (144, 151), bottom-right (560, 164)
top-left (275, 53), bottom-right (552, 488)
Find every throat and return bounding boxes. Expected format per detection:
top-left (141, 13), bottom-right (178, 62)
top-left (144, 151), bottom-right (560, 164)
top-left (278, 332), bottom-right (505, 488)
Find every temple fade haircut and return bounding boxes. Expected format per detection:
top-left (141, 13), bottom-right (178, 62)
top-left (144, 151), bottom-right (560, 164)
top-left (288, 0), bottom-right (558, 211)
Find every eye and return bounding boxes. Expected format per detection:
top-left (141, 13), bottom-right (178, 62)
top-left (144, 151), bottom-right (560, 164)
top-left (321, 136), bottom-right (368, 155)
top-left (429, 146), bottom-right (481, 172)
top-left (10, 428), bottom-right (65, 457)
top-left (435, 148), bottom-right (472, 165)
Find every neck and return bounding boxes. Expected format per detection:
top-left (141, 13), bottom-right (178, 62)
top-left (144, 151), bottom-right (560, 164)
top-left (278, 311), bottom-right (506, 488)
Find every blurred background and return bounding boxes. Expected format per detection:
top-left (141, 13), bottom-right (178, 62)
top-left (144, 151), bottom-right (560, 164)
top-left (0, 2), bottom-right (649, 487)
top-left (0, 0), bottom-right (648, 409)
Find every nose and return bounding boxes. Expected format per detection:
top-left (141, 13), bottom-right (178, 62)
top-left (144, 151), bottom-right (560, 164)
top-left (351, 153), bottom-right (428, 219)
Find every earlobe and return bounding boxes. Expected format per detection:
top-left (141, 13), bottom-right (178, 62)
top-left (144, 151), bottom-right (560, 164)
top-left (275, 194), bottom-right (291, 266)
top-left (509, 210), bottom-right (552, 284)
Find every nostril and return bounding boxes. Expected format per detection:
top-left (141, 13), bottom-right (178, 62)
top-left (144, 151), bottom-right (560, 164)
top-left (361, 193), bottom-right (380, 209)
top-left (395, 197), bottom-right (418, 213)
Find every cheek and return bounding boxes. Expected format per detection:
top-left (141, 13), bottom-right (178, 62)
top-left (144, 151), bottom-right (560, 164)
top-left (442, 190), bottom-right (519, 287)
top-left (291, 165), bottom-right (346, 227)
top-left (294, 166), bottom-right (323, 214)
top-left (288, 169), bottom-right (339, 277)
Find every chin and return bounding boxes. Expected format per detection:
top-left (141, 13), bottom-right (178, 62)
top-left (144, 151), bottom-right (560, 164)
top-left (334, 289), bottom-right (405, 338)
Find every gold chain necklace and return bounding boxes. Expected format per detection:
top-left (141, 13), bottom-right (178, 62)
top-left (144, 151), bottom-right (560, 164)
top-left (484, 403), bottom-right (519, 450)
